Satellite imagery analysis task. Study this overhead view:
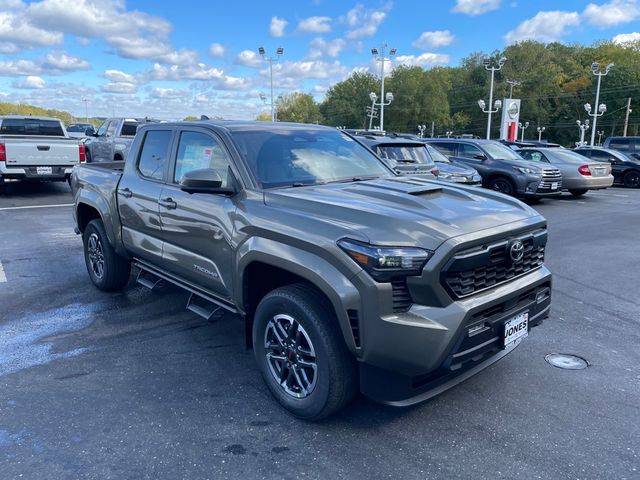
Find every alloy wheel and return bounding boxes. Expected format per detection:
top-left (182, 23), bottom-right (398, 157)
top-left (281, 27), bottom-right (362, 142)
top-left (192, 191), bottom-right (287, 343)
top-left (87, 233), bottom-right (105, 279)
top-left (264, 313), bottom-right (318, 399)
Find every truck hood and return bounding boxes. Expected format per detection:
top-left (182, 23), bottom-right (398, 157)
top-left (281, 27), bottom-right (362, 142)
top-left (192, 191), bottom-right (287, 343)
top-left (264, 177), bottom-right (540, 250)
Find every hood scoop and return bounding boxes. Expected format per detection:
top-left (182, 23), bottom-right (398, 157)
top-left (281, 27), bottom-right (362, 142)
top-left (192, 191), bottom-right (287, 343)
top-left (344, 178), bottom-right (443, 196)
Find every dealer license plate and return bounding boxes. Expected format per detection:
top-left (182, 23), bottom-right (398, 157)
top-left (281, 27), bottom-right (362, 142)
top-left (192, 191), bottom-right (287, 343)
top-left (551, 182), bottom-right (559, 190)
top-left (36, 166), bottom-right (53, 175)
top-left (503, 311), bottom-right (529, 348)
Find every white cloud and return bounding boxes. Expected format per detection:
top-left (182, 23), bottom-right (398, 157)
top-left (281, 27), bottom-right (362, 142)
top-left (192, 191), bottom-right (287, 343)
top-left (583, 0), bottom-right (640, 28)
top-left (297, 16), bottom-right (332, 33)
top-left (394, 53), bottom-right (450, 68)
top-left (42, 51), bottom-right (90, 71)
top-left (412, 30), bottom-right (455, 49)
top-left (343, 4), bottom-right (388, 39)
top-left (151, 87), bottom-right (187, 99)
top-left (0, 8), bottom-right (64, 52)
top-left (104, 69), bottom-right (137, 83)
top-left (308, 37), bottom-right (346, 59)
top-left (613, 31), bottom-right (640, 43)
top-left (13, 75), bottom-right (45, 89)
top-left (505, 11), bottom-right (580, 43)
top-left (101, 82), bottom-right (138, 94)
top-left (209, 42), bottom-right (225, 57)
top-left (452, 0), bottom-right (501, 15)
top-left (0, 59), bottom-right (41, 76)
top-left (269, 16), bottom-right (287, 37)
top-left (147, 63), bottom-right (250, 90)
top-left (235, 49), bottom-right (263, 68)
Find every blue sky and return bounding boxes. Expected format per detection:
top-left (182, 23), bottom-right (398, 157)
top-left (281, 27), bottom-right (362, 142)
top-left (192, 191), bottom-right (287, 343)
top-left (0, 0), bottom-right (638, 120)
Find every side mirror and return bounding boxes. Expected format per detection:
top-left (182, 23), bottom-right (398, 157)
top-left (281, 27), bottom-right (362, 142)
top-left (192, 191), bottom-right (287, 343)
top-left (473, 154), bottom-right (487, 160)
top-left (179, 168), bottom-right (234, 195)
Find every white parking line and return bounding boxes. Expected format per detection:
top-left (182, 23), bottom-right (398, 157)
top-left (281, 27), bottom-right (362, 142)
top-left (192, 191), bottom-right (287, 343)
top-left (0, 261), bottom-right (6, 283)
top-left (0, 203), bottom-right (73, 211)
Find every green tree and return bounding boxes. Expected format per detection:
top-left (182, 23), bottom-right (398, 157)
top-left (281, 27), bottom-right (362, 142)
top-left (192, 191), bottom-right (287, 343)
top-left (275, 92), bottom-right (323, 124)
top-left (320, 71), bottom-right (379, 128)
top-left (255, 112), bottom-right (271, 121)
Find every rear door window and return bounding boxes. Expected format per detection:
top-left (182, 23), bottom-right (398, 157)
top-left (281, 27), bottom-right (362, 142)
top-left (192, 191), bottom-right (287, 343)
top-left (520, 150), bottom-right (547, 162)
top-left (608, 138), bottom-right (630, 151)
top-left (458, 143), bottom-right (484, 159)
top-left (0, 118), bottom-right (65, 136)
top-left (121, 122), bottom-right (139, 137)
top-left (430, 142), bottom-right (457, 157)
top-left (137, 130), bottom-right (172, 181)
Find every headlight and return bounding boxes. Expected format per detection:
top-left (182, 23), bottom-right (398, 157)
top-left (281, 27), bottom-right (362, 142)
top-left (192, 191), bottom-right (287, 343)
top-left (514, 166), bottom-right (541, 175)
top-left (437, 172), bottom-right (453, 179)
top-left (338, 239), bottom-right (433, 282)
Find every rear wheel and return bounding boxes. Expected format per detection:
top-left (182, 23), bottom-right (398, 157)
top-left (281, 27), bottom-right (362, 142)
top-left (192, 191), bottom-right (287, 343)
top-left (569, 189), bottom-right (588, 197)
top-left (83, 219), bottom-right (131, 291)
top-left (487, 176), bottom-right (515, 196)
top-left (623, 170), bottom-right (640, 188)
top-left (253, 283), bottom-right (357, 420)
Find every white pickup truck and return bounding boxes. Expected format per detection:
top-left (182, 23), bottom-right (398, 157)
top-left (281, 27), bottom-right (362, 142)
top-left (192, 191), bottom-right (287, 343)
top-left (0, 116), bottom-right (84, 190)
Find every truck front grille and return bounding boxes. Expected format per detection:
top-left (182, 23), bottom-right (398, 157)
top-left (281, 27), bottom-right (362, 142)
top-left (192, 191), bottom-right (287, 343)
top-left (441, 229), bottom-right (546, 299)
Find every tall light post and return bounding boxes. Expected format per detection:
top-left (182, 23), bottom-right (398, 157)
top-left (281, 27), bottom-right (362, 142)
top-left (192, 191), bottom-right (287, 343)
top-left (577, 119), bottom-right (590, 146)
top-left (519, 121), bottom-right (529, 141)
top-left (368, 91), bottom-right (394, 130)
top-left (597, 130), bottom-right (604, 145)
top-left (258, 46), bottom-right (284, 122)
top-left (587, 62), bottom-right (613, 145)
top-left (478, 56), bottom-right (506, 139)
top-left (446, 131), bottom-right (453, 138)
top-left (584, 101), bottom-right (606, 145)
top-left (82, 97), bottom-right (89, 122)
top-left (506, 79), bottom-right (520, 99)
top-left (371, 43), bottom-right (396, 131)
top-left (417, 124), bottom-right (426, 138)
top-left (537, 126), bottom-right (545, 142)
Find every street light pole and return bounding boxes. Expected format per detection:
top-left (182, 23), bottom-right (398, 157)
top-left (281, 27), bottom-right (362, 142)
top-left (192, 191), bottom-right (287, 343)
top-left (577, 119), bottom-right (590, 146)
top-left (588, 62), bottom-right (613, 146)
top-left (417, 124), bottom-right (426, 138)
top-left (519, 121), bottom-right (529, 142)
top-left (506, 79), bottom-right (520, 99)
top-left (537, 126), bottom-right (545, 142)
top-left (368, 92), bottom-right (393, 130)
top-left (371, 43), bottom-right (396, 131)
top-left (82, 98), bottom-right (88, 122)
top-left (259, 46), bottom-right (284, 122)
top-left (597, 130), bottom-right (604, 145)
top-left (478, 56), bottom-right (506, 139)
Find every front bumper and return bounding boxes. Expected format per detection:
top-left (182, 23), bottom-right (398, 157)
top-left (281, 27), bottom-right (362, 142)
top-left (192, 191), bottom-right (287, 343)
top-left (360, 270), bottom-right (551, 405)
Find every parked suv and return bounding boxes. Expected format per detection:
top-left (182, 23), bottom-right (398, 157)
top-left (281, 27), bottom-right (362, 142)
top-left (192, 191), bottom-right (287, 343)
top-left (426, 139), bottom-right (562, 198)
top-left (602, 136), bottom-right (640, 160)
top-left (574, 146), bottom-right (640, 188)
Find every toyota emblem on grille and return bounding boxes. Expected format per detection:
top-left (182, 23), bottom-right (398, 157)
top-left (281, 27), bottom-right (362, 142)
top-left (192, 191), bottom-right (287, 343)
top-left (509, 240), bottom-right (525, 263)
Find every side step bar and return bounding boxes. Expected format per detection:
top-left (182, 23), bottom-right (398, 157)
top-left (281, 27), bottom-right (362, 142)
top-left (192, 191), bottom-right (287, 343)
top-left (133, 261), bottom-right (238, 320)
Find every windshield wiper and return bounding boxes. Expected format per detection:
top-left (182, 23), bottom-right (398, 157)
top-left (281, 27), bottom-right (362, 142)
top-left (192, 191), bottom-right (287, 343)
top-left (325, 175), bottom-right (381, 184)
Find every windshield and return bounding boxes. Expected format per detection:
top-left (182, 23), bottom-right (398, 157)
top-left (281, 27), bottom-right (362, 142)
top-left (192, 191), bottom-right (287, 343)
top-left (68, 124), bottom-right (92, 132)
top-left (230, 128), bottom-right (393, 188)
top-left (425, 144), bottom-right (450, 163)
top-left (482, 143), bottom-right (525, 161)
top-left (376, 144), bottom-right (434, 166)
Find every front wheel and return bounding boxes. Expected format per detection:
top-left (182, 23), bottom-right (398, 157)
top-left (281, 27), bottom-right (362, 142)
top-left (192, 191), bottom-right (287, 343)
top-left (569, 189), bottom-right (588, 197)
top-left (487, 177), bottom-right (515, 196)
top-left (83, 219), bottom-right (131, 291)
top-left (623, 170), bottom-right (640, 188)
top-left (253, 284), bottom-right (357, 420)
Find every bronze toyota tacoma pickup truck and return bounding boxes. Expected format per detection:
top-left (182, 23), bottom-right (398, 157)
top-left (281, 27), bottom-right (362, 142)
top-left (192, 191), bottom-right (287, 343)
top-left (72, 121), bottom-right (552, 420)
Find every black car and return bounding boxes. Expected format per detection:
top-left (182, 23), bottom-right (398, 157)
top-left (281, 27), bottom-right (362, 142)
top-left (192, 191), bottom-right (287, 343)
top-left (602, 136), bottom-right (640, 160)
top-left (426, 138), bottom-right (563, 198)
top-left (350, 134), bottom-right (438, 179)
top-left (574, 146), bottom-right (640, 188)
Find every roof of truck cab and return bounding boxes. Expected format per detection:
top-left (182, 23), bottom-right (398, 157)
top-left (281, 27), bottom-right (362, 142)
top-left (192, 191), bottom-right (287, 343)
top-left (144, 120), bottom-right (334, 132)
top-left (0, 115), bottom-right (62, 122)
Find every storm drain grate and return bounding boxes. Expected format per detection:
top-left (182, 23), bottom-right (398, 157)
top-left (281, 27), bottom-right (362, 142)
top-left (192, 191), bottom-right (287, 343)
top-left (545, 353), bottom-right (589, 370)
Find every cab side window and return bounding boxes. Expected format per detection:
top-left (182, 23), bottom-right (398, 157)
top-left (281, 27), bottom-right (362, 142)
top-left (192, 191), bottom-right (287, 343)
top-left (96, 121), bottom-right (109, 137)
top-left (458, 143), bottom-right (484, 159)
top-left (106, 121), bottom-right (117, 137)
top-left (173, 131), bottom-right (233, 187)
top-left (137, 130), bottom-right (172, 181)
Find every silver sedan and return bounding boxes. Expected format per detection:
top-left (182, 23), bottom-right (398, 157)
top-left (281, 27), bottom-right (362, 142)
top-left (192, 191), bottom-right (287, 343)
top-left (518, 147), bottom-right (613, 197)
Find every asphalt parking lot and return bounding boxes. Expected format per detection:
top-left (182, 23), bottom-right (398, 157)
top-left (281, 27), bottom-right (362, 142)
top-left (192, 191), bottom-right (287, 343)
top-left (0, 180), bottom-right (638, 480)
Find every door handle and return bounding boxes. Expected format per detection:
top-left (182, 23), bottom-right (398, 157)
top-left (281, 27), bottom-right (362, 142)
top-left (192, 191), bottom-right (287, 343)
top-left (159, 197), bottom-right (177, 209)
top-left (117, 188), bottom-right (132, 198)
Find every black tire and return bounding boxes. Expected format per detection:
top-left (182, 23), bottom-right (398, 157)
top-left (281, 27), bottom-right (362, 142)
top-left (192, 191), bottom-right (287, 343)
top-left (253, 283), bottom-right (357, 420)
top-left (622, 170), bottom-right (640, 188)
top-left (569, 189), bottom-right (588, 197)
top-left (487, 176), bottom-right (515, 196)
top-left (83, 219), bottom-right (131, 291)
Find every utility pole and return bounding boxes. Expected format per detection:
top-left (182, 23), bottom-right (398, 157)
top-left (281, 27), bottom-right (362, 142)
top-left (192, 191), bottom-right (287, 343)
top-left (623, 97), bottom-right (632, 137)
top-left (258, 46), bottom-right (284, 122)
top-left (478, 56), bottom-right (506, 139)
top-left (371, 43), bottom-right (396, 131)
top-left (506, 80), bottom-right (520, 99)
top-left (587, 62), bottom-right (613, 146)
